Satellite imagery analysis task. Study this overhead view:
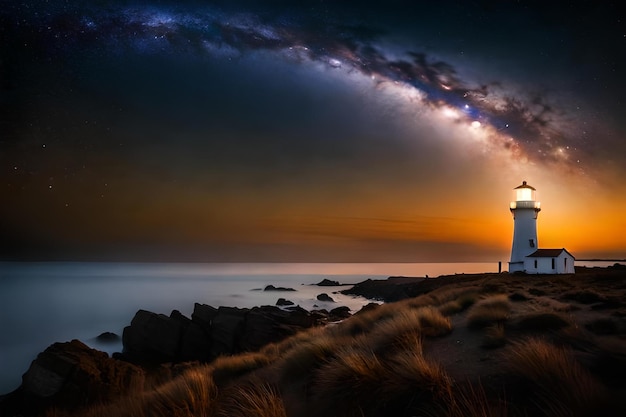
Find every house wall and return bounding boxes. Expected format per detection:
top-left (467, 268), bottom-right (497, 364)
top-left (524, 253), bottom-right (575, 274)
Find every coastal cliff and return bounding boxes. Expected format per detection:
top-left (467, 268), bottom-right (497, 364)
top-left (2, 266), bottom-right (626, 417)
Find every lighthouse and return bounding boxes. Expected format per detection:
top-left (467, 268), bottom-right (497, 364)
top-left (509, 181), bottom-right (541, 272)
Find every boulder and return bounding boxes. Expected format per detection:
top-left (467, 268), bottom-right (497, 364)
top-left (191, 303), bottom-right (218, 327)
top-left (316, 278), bottom-right (341, 286)
top-left (241, 306), bottom-right (301, 351)
top-left (180, 322), bottom-right (212, 362)
top-left (6, 340), bottom-right (144, 415)
top-left (210, 306), bottom-right (247, 357)
top-left (329, 306), bottom-right (352, 320)
top-left (264, 284), bottom-right (296, 291)
top-left (276, 298), bottom-right (295, 306)
top-left (317, 293), bottom-right (335, 302)
top-left (283, 305), bottom-right (316, 327)
top-left (122, 309), bottom-right (184, 363)
top-left (95, 331), bottom-right (120, 343)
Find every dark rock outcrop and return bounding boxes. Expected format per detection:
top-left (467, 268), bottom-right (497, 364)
top-left (210, 306), bottom-right (247, 357)
top-left (122, 309), bottom-right (184, 363)
top-left (317, 293), bottom-right (335, 302)
top-left (0, 340), bottom-right (143, 416)
top-left (120, 302), bottom-right (347, 366)
top-left (276, 298), bottom-right (294, 306)
top-left (96, 331), bottom-right (120, 343)
top-left (316, 278), bottom-right (341, 286)
top-left (264, 284), bottom-right (296, 291)
top-left (341, 277), bottom-right (427, 302)
top-left (329, 306), bottom-right (352, 320)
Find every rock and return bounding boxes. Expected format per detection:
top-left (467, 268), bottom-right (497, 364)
top-left (170, 309), bottom-right (192, 327)
top-left (96, 332), bottom-right (120, 343)
top-left (6, 340), bottom-right (144, 415)
top-left (341, 277), bottom-right (429, 302)
top-left (118, 302), bottom-right (322, 365)
top-left (191, 303), bottom-right (218, 334)
top-left (329, 306), bottom-right (352, 320)
top-left (180, 322), bottom-right (212, 362)
top-left (281, 305), bottom-right (316, 327)
top-left (316, 278), bottom-right (340, 286)
top-left (241, 306), bottom-right (302, 351)
top-left (122, 309), bottom-right (184, 363)
top-left (276, 298), bottom-right (294, 306)
top-left (355, 302), bottom-right (381, 315)
top-left (264, 284), bottom-right (296, 292)
top-left (210, 306), bottom-right (247, 357)
top-left (317, 293), bottom-right (335, 302)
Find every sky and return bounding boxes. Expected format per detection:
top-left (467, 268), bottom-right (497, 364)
top-left (1, 0), bottom-right (625, 263)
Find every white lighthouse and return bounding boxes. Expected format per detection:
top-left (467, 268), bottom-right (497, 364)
top-left (509, 181), bottom-right (541, 272)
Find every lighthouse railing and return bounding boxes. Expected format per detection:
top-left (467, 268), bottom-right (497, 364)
top-left (510, 201), bottom-right (541, 210)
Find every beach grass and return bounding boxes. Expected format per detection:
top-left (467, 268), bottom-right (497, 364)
top-left (466, 294), bottom-right (512, 329)
top-left (29, 268), bottom-right (626, 417)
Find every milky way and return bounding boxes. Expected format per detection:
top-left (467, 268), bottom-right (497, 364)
top-left (3, 1), bottom-right (612, 170)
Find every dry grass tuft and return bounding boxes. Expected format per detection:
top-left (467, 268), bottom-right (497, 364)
top-left (327, 302), bottom-right (403, 341)
top-left (274, 333), bottom-right (340, 383)
top-left (310, 344), bottom-right (452, 416)
top-left (209, 352), bottom-right (271, 385)
top-left (439, 291), bottom-right (480, 316)
top-left (310, 348), bottom-right (387, 417)
top-left (482, 323), bottom-right (506, 349)
top-left (217, 382), bottom-right (286, 417)
top-left (383, 347), bottom-right (452, 400)
top-left (443, 382), bottom-right (508, 417)
top-left (414, 306), bottom-right (452, 337)
top-left (507, 338), bottom-right (609, 416)
top-left (85, 366), bottom-right (218, 417)
top-left (467, 294), bottom-right (511, 329)
top-left (361, 308), bottom-right (424, 353)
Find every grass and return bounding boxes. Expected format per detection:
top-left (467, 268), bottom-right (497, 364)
top-left (481, 323), bottom-right (506, 349)
top-left (414, 306), bottom-right (453, 337)
top-left (217, 382), bottom-right (286, 417)
top-left (274, 333), bottom-right (341, 383)
top-left (33, 269), bottom-right (626, 417)
top-left (84, 366), bottom-right (218, 417)
top-left (467, 294), bottom-right (511, 329)
top-left (209, 352), bottom-right (271, 385)
top-left (310, 343), bottom-right (452, 417)
top-left (506, 338), bottom-right (610, 417)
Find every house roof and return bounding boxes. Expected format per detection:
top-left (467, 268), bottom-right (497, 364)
top-left (526, 248), bottom-right (575, 258)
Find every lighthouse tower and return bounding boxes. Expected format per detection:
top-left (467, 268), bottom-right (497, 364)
top-left (509, 181), bottom-right (541, 272)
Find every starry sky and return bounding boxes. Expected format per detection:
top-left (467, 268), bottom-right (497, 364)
top-left (1, 0), bottom-right (625, 262)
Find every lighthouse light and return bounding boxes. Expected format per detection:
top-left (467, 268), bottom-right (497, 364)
top-left (516, 187), bottom-right (533, 201)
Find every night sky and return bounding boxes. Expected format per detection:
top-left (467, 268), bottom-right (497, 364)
top-left (2, 0), bottom-right (625, 262)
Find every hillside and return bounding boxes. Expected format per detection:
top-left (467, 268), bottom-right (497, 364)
top-left (4, 266), bottom-right (626, 417)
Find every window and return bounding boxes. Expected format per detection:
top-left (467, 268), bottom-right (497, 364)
top-left (534, 260), bottom-right (537, 268)
top-left (564, 258), bottom-right (567, 268)
top-left (529, 239), bottom-right (535, 248)
top-left (551, 258), bottom-right (555, 269)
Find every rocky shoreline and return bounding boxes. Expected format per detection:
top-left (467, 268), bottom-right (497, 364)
top-left (3, 265), bottom-right (625, 416)
top-left (0, 277), bottom-right (384, 416)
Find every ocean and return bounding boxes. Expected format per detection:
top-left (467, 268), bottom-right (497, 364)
top-left (0, 260), bottom-right (607, 394)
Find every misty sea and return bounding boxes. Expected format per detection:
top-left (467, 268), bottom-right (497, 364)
top-left (0, 260), bottom-right (608, 394)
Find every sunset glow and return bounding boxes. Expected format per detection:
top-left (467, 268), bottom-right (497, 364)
top-left (1, 1), bottom-right (625, 262)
